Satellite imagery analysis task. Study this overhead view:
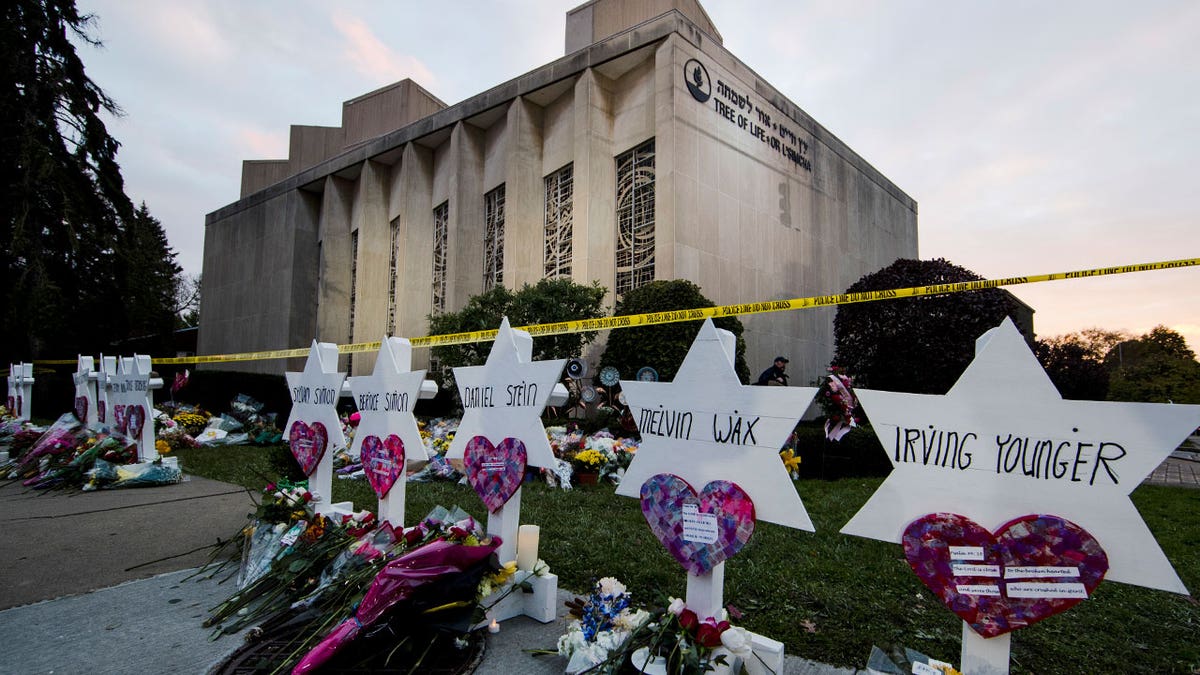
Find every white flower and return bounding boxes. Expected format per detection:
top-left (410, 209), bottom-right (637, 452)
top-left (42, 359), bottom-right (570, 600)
top-left (720, 626), bottom-right (753, 656)
top-left (597, 577), bottom-right (626, 597)
top-left (595, 629), bottom-right (626, 652)
top-left (557, 622), bottom-right (586, 656)
top-left (667, 597), bottom-right (685, 616)
top-left (532, 558), bottom-right (550, 576)
top-left (614, 608), bottom-right (651, 631)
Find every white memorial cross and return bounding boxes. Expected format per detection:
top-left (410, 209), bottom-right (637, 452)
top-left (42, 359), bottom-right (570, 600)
top-left (284, 341), bottom-right (353, 518)
top-left (616, 319), bottom-right (817, 673)
top-left (841, 318), bottom-right (1200, 674)
top-left (5, 364), bottom-right (16, 419)
top-left (97, 355), bottom-right (117, 426)
top-left (11, 362), bottom-right (34, 422)
top-left (445, 317), bottom-right (564, 623)
top-left (73, 355), bottom-right (99, 427)
top-left (111, 355), bottom-right (164, 461)
top-left (347, 337), bottom-right (435, 527)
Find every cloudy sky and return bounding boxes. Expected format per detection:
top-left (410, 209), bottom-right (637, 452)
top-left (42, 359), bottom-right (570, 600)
top-left (75, 0), bottom-right (1200, 348)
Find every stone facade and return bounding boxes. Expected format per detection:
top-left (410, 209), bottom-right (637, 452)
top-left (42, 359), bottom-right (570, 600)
top-left (200, 0), bottom-right (918, 378)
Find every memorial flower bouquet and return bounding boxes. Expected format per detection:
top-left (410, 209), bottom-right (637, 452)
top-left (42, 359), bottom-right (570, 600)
top-left (571, 448), bottom-right (608, 474)
top-left (172, 409), bottom-right (210, 436)
top-left (865, 645), bottom-right (961, 675)
top-left (557, 596), bottom-right (763, 675)
top-left (817, 367), bottom-right (862, 442)
top-left (554, 577), bottom-right (651, 673)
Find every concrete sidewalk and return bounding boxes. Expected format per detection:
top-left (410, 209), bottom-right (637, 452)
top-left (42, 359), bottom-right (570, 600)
top-left (0, 569), bottom-right (854, 675)
top-left (0, 475), bottom-right (255, 610)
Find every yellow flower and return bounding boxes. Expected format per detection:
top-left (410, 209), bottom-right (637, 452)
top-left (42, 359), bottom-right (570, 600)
top-left (780, 449), bottom-right (801, 478)
top-left (155, 439), bottom-right (172, 455)
top-left (487, 560), bottom-right (518, 587)
top-left (574, 449), bottom-right (606, 468)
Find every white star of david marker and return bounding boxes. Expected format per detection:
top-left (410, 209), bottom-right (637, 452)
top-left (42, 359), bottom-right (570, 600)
top-left (283, 341), bottom-right (349, 465)
top-left (615, 319), bottom-right (819, 530)
top-left (841, 318), bottom-right (1200, 594)
top-left (445, 318), bottom-right (566, 468)
top-left (348, 338), bottom-right (428, 464)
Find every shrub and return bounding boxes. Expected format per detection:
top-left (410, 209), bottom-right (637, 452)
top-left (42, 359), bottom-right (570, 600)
top-left (599, 280), bottom-right (749, 383)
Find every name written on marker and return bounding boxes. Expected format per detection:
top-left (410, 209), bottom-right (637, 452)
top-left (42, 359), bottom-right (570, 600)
top-left (637, 406), bottom-right (762, 446)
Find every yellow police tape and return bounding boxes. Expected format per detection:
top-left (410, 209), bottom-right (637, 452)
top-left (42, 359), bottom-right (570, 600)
top-left (28, 257), bottom-right (1200, 367)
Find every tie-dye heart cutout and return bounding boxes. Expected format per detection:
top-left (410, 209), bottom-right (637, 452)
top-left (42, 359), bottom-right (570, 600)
top-left (289, 420), bottom-right (329, 476)
top-left (640, 474), bottom-right (756, 575)
top-left (126, 405), bottom-right (146, 440)
top-left (74, 396), bottom-right (88, 424)
top-left (113, 404), bottom-right (127, 434)
top-left (361, 434), bottom-right (405, 498)
top-left (904, 513), bottom-right (1109, 638)
top-left (464, 436), bottom-right (527, 513)
top-left (97, 400), bottom-right (107, 424)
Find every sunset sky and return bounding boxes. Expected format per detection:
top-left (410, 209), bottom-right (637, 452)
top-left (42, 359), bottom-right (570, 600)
top-left (75, 1), bottom-right (1200, 348)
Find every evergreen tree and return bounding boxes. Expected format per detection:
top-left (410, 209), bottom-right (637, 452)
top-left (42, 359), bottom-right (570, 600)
top-left (115, 202), bottom-right (182, 351)
top-left (1, 0), bottom-right (133, 361)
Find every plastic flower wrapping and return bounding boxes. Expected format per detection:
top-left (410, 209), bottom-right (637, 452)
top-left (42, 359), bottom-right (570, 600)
top-left (818, 367), bottom-right (862, 442)
top-left (202, 497), bottom-right (512, 674)
top-left (1, 413), bottom-right (178, 491)
top-left (865, 645), bottom-right (961, 675)
top-left (556, 577), bottom-right (651, 674)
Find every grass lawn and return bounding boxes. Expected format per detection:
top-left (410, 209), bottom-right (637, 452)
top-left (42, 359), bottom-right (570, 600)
top-left (174, 445), bottom-right (1200, 674)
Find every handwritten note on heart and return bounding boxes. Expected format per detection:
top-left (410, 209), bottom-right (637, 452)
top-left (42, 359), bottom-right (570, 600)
top-left (903, 513), bottom-right (1109, 637)
top-left (464, 436), bottom-right (527, 513)
top-left (289, 420), bottom-right (329, 476)
top-left (113, 404), bottom-right (127, 434)
top-left (361, 434), bottom-right (405, 498)
top-left (640, 473), bottom-right (756, 575)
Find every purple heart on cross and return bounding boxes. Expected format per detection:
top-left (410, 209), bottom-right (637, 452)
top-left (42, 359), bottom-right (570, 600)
top-left (126, 405), bottom-right (146, 441)
top-left (464, 436), bottom-right (527, 513)
top-left (640, 473), bottom-right (756, 575)
top-left (74, 396), bottom-right (88, 424)
top-left (289, 420), bottom-right (329, 476)
top-left (360, 434), bottom-right (405, 498)
top-left (113, 404), bottom-right (127, 434)
top-left (903, 512), bottom-right (1109, 637)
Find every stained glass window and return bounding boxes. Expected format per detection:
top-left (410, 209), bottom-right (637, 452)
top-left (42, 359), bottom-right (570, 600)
top-left (432, 201), bottom-right (449, 312)
top-left (544, 164), bottom-right (573, 278)
top-left (483, 185), bottom-right (505, 291)
top-left (387, 219), bottom-right (399, 335)
top-left (615, 140), bottom-right (655, 295)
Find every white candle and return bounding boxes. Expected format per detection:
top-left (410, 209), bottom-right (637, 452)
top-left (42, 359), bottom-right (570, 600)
top-left (516, 524), bottom-right (540, 570)
top-left (488, 619), bottom-right (500, 634)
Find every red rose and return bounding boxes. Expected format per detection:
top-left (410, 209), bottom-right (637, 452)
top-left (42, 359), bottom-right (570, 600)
top-left (695, 622), bottom-right (723, 648)
top-left (678, 608), bottom-right (699, 631)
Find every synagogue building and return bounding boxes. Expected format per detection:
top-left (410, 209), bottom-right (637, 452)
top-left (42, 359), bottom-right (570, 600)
top-left (199, 0), bottom-right (918, 378)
